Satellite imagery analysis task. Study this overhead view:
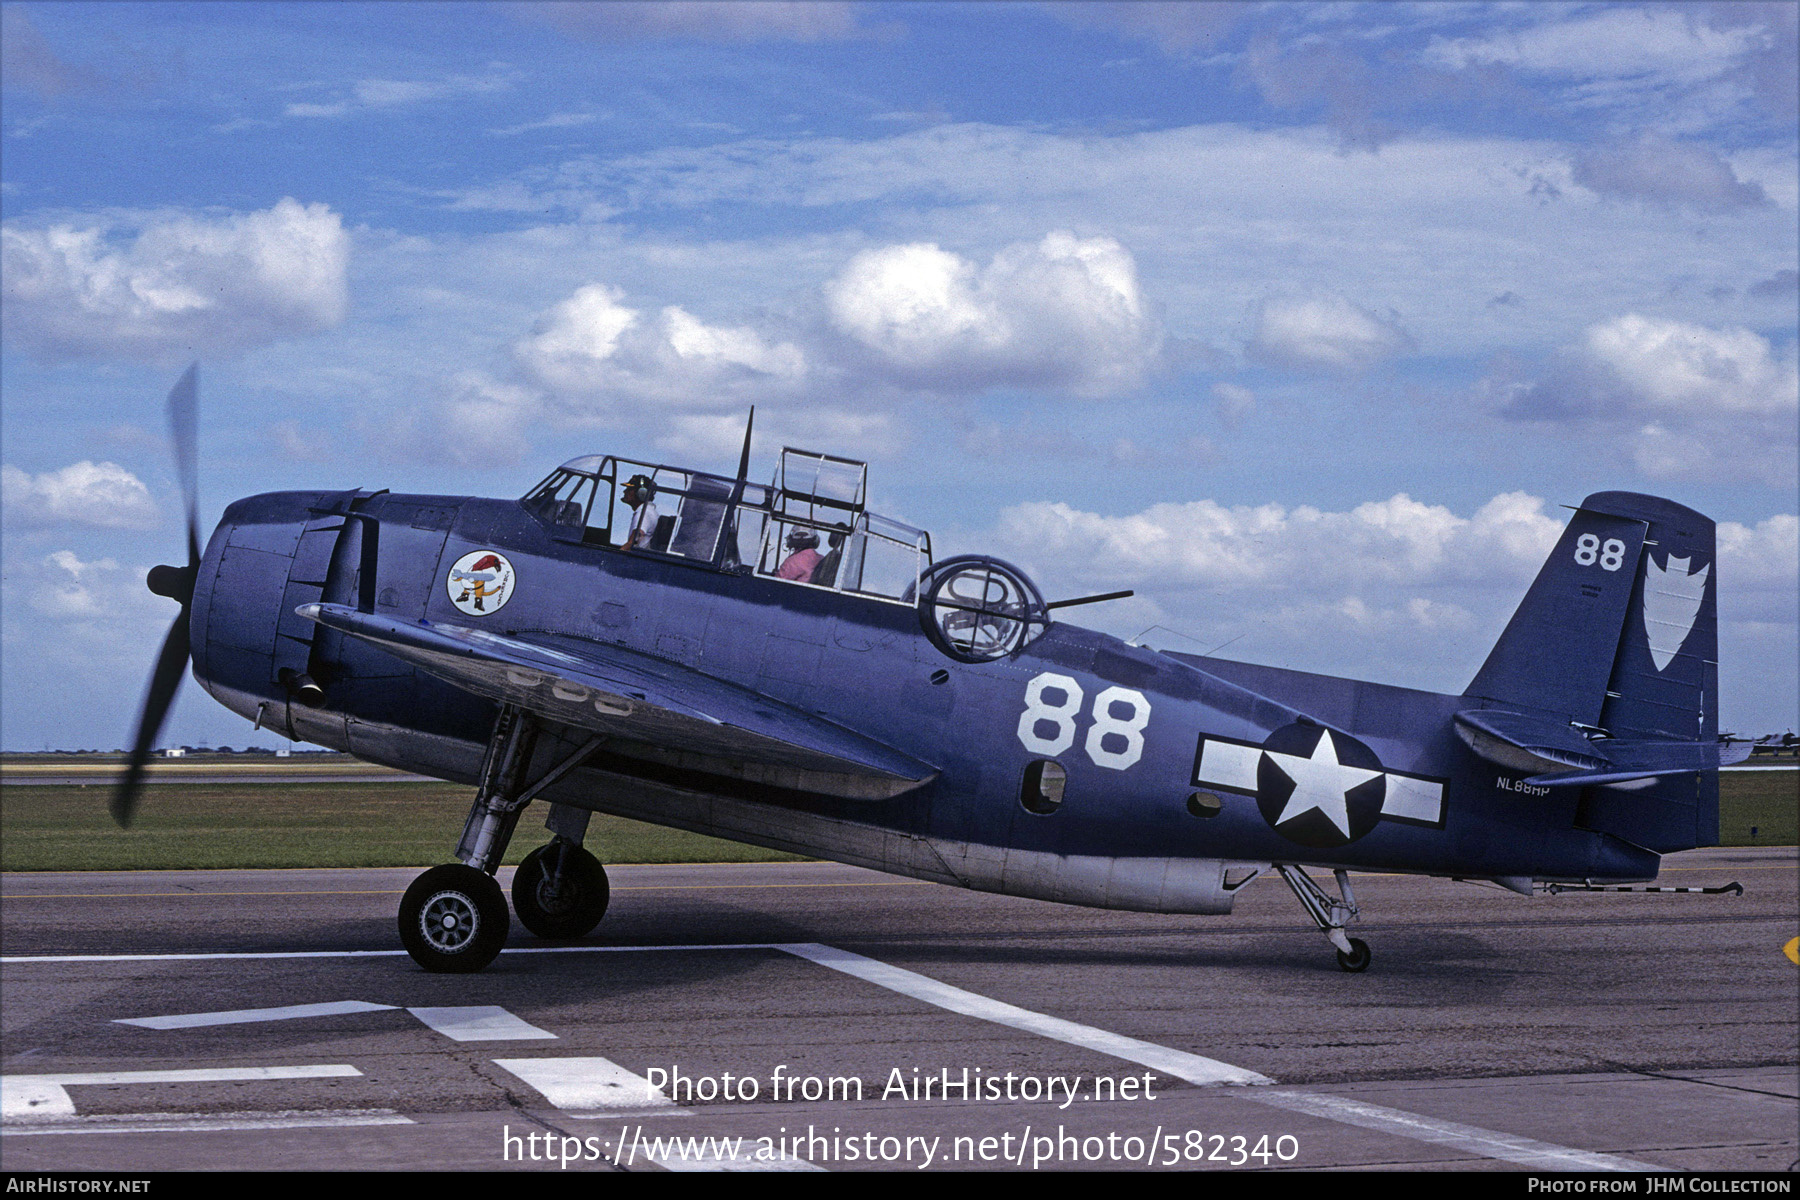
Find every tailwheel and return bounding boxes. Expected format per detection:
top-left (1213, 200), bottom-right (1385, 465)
top-left (1335, 937), bottom-right (1371, 973)
top-left (1277, 864), bottom-right (1374, 973)
top-left (399, 863), bottom-right (510, 972)
top-left (512, 841), bottom-right (610, 940)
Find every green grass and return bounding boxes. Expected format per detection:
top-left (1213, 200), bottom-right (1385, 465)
top-left (1717, 770), bottom-right (1799, 846)
top-left (0, 783), bottom-right (805, 871)
top-left (0, 773), bottom-right (1791, 872)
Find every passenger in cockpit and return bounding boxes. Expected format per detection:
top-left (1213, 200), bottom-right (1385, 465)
top-left (776, 529), bottom-right (823, 580)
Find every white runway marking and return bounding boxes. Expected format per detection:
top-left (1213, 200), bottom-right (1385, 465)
top-left (493, 1056), bottom-right (685, 1117)
top-left (114, 1000), bottom-right (398, 1029)
top-left (2, 1065), bottom-right (362, 1121)
top-left (407, 1005), bottom-right (556, 1042)
top-left (1240, 1090), bottom-right (1669, 1172)
top-left (778, 942), bottom-right (1271, 1087)
top-left (2, 1109), bottom-right (413, 1136)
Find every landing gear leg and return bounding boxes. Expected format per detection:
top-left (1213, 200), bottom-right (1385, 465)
top-left (1277, 865), bottom-right (1370, 972)
top-left (399, 704), bottom-right (536, 972)
top-left (398, 710), bottom-right (607, 971)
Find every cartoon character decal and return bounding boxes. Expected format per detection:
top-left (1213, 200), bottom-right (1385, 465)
top-left (447, 551), bottom-right (515, 616)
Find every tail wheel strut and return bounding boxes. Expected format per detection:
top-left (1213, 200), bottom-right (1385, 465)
top-left (1277, 864), bottom-right (1371, 973)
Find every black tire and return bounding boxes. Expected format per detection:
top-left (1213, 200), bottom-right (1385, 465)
top-left (1335, 937), bottom-right (1372, 973)
top-left (398, 863), bottom-right (509, 973)
top-left (512, 843), bottom-right (610, 940)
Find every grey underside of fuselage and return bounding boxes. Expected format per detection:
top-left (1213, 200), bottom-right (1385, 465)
top-left (262, 698), bottom-right (1259, 917)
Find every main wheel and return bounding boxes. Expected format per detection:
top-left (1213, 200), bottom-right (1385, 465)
top-left (1335, 937), bottom-right (1371, 973)
top-left (399, 863), bottom-right (509, 972)
top-left (512, 842), bottom-right (610, 940)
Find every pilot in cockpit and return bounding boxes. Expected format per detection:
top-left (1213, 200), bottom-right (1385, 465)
top-left (776, 528), bottom-right (823, 580)
top-left (620, 475), bottom-right (659, 551)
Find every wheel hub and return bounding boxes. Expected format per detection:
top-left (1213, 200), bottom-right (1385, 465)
top-left (419, 889), bottom-right (480, 953)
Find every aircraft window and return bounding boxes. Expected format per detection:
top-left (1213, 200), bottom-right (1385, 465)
top-left (775, 448), bottom-right (866, 512)
top-left (666, 474), bottom-right (732, 561)
top-left (758, 517), bottom-right (847, 583)
top-left (1187, 791), bottom-right (1223, 819)
top-left (523, 469), bottom-right (596, 531)
top-left (850, 514), bottom-right (929, 600)
top-left (726, 483), bottom-right (771, 571)
top-left (1020, 761), bottom-right (1066, 815)
top-left (917, 556), bottom-right (1049, 662)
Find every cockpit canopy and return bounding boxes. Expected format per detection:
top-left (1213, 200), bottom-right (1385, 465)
top-left (521, 447), bottom-right (933, 604)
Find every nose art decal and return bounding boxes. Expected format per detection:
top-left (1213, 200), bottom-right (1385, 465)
top-left (448, 551), bottom-right (515, 616)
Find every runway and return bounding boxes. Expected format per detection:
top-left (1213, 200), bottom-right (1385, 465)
top-left (2, 849), bottom-right (1795, 1172)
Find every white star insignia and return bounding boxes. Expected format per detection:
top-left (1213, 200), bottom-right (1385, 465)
top-left (1265, 730), bottom-right (1381, 837)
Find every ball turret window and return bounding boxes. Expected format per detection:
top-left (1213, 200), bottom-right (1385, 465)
top-left (918, 556), bottom-right (1050, 662)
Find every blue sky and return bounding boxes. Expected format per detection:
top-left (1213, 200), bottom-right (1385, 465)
top-left (2, 1), bottom-right (1795, 750)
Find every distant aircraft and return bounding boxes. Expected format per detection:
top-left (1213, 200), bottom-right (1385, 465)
top-left (116, 366), bottom-right (1748, 972)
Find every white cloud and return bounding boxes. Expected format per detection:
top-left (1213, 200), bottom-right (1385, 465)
top-left (271, 420), bottom-right (333, 463)
top-left (652, 408), bottom-right (905, 465)
top-left (1, 198), bottom-right (349, 362)
top-left (490, 112), bottom-right (601, 137)
top-left (426, 121), bottom-right (1792, 368)
top-left (374, 373), bottom-right (544, 469)
top-left (514, 284), bottom-right (806, 411)
top-left (1718, 513), bottom-right (1800, 598)
top-left (1423, 8), bottom-right (1757, 87)
top-left (520, 284), bottom-right (639, 379)
top-left (1247, 293), bottom-right (1414, 372)
top-left (520, 1), bottom-right (864, 42)
top-left (992, 489), bottom-right (1562, 594)
top-left (1, 461), bottom-right (158, 529)
top-left (1211, 381), bottom-right (1255, 428)
top-left (1496, 314), bottom-right (1798, 487)
top-left (25, 551), bottom-right (166, 622)
top-left (977, 493), bottom-right (1792, 719)
top-left (983, 490), bottom-right (1569, 691)
top-left (284, 72), bottom-right (513, 120)
top-left (824, 231), bottom-right (1161, 395)
top-left (1581, 315), bottom-right (1796, 416)
top-left (1572, 137), bottom-right (1767, 212)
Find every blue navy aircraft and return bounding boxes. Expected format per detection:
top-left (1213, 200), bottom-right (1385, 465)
top-left (118, 366), bottom-right (1749, 972)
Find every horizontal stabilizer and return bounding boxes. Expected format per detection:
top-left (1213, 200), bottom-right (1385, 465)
top-left (1454, 709), bottom-right (1610, 773)
top-left (1523, 739), bottom-right (1752, 788)
top-left (297, 603), bottom-right (935, 800)
top-left (1457, 707), bottom-right (1749, 787)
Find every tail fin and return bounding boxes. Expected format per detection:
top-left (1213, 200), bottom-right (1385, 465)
top-left (1466, 491), bottom-right (1716, 737)
top-left (1465, 491), bottom-right (1720, 851)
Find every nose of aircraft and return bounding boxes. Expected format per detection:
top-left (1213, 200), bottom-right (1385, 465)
top-left (188, 490), bottom-right (343, 724)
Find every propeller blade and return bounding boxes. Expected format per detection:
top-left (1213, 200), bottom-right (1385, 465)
top-left (113, 363), bottom-right (202, 827)
top-left (167, 362), bottom-right (200, 568)
top-left (111, 610), bottom-right (191, 827)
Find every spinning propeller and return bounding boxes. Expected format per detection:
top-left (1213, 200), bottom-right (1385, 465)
top-left (113, 364), bottom-right (201, 827)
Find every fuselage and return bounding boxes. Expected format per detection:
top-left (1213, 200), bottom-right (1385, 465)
top-left (189, 487), bottom-right (1663, 912)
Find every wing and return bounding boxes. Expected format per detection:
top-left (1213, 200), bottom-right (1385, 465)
top-left (297, 603), bottom-right (935, 801)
